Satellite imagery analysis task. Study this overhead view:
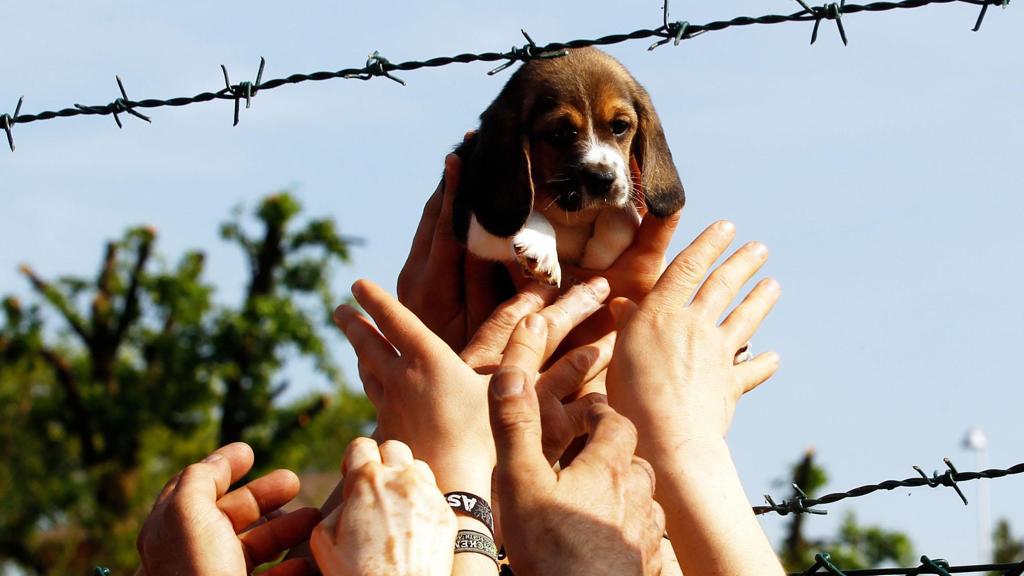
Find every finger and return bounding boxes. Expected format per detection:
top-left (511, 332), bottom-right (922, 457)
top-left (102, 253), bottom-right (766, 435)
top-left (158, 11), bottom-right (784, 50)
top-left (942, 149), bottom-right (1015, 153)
top-left (573, 403), bottom-right (638, 471)
top-left (646, 221), bottom-right (736, 314)
top-left (462, 283), bottom-right (556, 368)
top-left (631, 456), bottom-right (657, 496)
top-left (379, 440), bottom-right (415, 468)
top-left (334, 305), bottom-right (399, 376)
top-left (341, 437), bottom-right (382, 476)
top-left (350, 280), bottom-right (442, 356)
top-left (399, 181), bottom-right (444, 289)
top-left (240, 507), bottom-right (322, 568)
top-left (538, 277), bottom-right (610, 359)
top-left (153, 471), bottom-right (182, 508)
top-left (489, 365), bottom-right (555, 495)
top-left (653, 500), bottom-right (667, 538)
top-left (218, 469), bottom-right (302, 533)
top-left (413, 459), bottom-right (438, 486)
top-left (734, 351), bottom-right (781, 394)
top-left (263, 557), bottom-right (317, 576)
top-left (537, 331), bottom-right (615, 401)
top-left (356, 360), bottom-right (385, 408)
top-left (690, 241), bottom-right (769, 318)
top-left (720, 278), bottom-right (781, 348)
top-left (562, 392), bottom-right (608, 439)
top-left (625, 209), bottom-right (681, 262)
top-left (423, 155), bottom-right (467, 299)
top-left (501, 314), bottom-right (549, 376)
top-left (429, 154), bottom-right (462, 256)
top-left (608, 297), bottom-right (639, 331)
top-left (176, 443), bottom-right (255, 501)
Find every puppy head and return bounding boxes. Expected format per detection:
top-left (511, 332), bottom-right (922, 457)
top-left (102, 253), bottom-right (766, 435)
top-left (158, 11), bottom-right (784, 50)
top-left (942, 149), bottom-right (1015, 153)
top-left (463, 47), bottom-right (684, 236)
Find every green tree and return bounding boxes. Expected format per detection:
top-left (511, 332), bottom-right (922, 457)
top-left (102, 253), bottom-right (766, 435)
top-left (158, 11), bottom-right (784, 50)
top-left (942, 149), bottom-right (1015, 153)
top-left (777, 449), bottom-right (915, 572)
top-left (992, 518), bottom-right (1024, 572)
top-left (0, 193), bottom-right (374, 575)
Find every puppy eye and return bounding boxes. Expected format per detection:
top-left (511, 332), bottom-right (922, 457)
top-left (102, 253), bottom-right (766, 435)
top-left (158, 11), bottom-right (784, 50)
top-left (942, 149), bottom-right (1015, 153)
top-left (545, 127), bottom-right (578, 146)
top-left (611, 120), bottom-right (631, 136)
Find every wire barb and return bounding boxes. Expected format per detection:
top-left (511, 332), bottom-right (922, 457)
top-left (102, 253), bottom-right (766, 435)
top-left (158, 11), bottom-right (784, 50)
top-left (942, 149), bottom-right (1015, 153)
top-left (488, 29), bottom-right (569, 75)
top-left (1, 96), bottom-right (23, 152)
top-left (912, 457), bottom-right (968, 505)
top-left (911, 556), bottom-right (952, 576)
top-left (973, 0), bottom-right (1010, 31)
top-left (649, 0), bottom-right (701, 50)
top-left (810, 0), bottom-right (849, 45)
top-left (763, 484), bottom-right (828, 516)
top-left (72, 76), bottom-right (151, 129)
top-left (221, 57), bottom-right (267, 126)
top-left (345, 51), bottom-right (405, 85)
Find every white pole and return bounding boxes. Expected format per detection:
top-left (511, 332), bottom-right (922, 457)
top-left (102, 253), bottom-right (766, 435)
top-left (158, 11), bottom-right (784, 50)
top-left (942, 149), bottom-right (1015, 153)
top-left (963, 427), bottom-right (990, 562)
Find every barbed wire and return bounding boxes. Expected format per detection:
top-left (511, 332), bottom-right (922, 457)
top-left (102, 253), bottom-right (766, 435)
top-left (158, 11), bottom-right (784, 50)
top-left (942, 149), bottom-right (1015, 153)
top-left (755, 458), bottom-right (1024, 517)
top-left (793, 552), bottom-right (1024, 575)
top-left (0, 0), bottom-right (1012, 152)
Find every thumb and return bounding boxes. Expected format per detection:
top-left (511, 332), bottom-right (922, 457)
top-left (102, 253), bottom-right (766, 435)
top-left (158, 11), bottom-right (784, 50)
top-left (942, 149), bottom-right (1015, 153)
top-left (608, 297), bottom-right (639, 331)
top-left (489, 366), bottom-right (555, 496)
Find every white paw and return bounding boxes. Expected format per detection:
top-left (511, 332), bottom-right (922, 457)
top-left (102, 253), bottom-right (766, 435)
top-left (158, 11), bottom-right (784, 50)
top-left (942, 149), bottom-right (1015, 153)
top-left (513, 228), bottom-right (561, 287)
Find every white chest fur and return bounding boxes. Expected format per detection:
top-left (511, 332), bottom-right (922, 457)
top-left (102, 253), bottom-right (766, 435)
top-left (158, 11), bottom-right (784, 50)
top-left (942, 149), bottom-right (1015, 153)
top-left (466, 204), bottom-right (641, 286)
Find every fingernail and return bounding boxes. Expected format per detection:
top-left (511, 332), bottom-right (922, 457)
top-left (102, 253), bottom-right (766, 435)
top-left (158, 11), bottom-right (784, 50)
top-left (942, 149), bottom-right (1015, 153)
top-left (202, 453), bottom-right (224, 464)
top-left (715, 220), bottom-right (735, 234)
top-left (750, 242), bottom-right (768, 257)
top-left (492, 369), bottom-right (526, 398)
top-left (525, 314), bottom-right (545, 334)
top-left (588, 276), bottom-right (610, 299)
top-left (350, 281), bottom-right (364, 298)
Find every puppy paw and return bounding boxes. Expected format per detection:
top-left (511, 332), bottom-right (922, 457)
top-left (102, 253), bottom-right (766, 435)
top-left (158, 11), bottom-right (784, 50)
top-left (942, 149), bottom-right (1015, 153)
top-left (513, 228), bottom-right (561, 287)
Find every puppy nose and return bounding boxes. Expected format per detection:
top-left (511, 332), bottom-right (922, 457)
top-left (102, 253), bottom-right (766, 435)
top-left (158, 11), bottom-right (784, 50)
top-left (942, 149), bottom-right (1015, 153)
top-left (581, 168), bottom-right (616, 196)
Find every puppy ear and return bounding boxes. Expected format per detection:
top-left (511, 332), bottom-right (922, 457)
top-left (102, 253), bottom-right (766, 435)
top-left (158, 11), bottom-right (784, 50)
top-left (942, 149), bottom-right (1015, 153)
top-left (631, 86), bottom-right (684, 217)
top-left (459, 97), bottom-right (534, 238)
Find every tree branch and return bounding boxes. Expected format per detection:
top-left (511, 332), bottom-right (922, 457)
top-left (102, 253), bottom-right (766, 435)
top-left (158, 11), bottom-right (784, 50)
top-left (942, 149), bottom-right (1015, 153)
top-left (19, 265), bottom-right (92, 347)
top-left (39, 347), bottom-right (98, 466)
top-left (112, 230), bottom-right (154, 348)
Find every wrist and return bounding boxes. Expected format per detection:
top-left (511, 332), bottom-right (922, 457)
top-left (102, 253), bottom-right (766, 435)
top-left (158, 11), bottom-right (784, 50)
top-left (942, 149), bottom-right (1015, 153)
top-left (645, 434), bottom-right (731, 479)
top-left (428, 450), bottom-right (494, 497)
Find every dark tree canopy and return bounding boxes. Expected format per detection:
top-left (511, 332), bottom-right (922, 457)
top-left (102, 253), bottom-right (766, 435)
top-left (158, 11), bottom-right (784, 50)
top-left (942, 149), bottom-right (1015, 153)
top-left (0, 193), bottom-right (374, 574)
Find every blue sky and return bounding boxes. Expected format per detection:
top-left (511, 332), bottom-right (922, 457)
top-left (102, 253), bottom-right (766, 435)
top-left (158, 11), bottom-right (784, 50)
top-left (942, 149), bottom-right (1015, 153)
top-left (2, 0), bottom-right (1022, 567)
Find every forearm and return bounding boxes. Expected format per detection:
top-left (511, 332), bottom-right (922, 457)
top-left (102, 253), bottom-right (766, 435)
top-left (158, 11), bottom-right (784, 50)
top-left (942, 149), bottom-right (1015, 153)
top-left (654, 437), bottom-right (783, 576)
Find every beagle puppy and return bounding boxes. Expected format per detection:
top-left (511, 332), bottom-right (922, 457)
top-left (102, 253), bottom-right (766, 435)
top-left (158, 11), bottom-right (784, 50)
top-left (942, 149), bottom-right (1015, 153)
top-left (453, 47), bottom-right (684, 286)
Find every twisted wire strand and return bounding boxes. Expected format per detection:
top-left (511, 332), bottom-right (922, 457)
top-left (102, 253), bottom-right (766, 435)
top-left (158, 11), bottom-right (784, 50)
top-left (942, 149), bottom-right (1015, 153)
top-left (791, 554), bottom-right (1024, 575)
top-left (755, 462), bottom-right (1024, 516)
top-left (3, 0), bottom-right (1010, 136)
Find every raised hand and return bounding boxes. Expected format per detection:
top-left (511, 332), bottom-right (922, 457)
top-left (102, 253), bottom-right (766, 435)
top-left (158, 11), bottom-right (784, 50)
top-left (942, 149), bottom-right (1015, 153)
top-left (311, 438), bottom-right (456, 576)
top-left (136, 443), bottom-right (320, 576)
top-left (488, 315), bottom-right (665, 576)
top-left (605, 220), bottom-right (785, 576)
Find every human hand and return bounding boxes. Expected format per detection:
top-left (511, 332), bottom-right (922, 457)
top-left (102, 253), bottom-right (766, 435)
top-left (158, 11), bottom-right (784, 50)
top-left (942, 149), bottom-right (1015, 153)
top-left (488, 315), bottom-right (665, 576)
top-left (136, 443), bottom-right (320, 576)
top-left (606, 220), bottom-right (780, 455)
top-left (555, 209), bottom-right (681, 354)
top-left (605, 220), bottom-right (785, 576)
top-left (396, 152), bottom-right (514, 352)
top-left (311, 438), bottom-right (456, 576)
top-left (334, 276), bottom-right (613, 486)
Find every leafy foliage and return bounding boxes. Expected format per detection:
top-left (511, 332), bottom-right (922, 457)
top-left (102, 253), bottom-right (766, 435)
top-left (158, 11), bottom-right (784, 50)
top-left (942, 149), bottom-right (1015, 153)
top-left (992, 518), bottom-right (1024, 569)
top-left (0, 194), bottom-right (373, 575)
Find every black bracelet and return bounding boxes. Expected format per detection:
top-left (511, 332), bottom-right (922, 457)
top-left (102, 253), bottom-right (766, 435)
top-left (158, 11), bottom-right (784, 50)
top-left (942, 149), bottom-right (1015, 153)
top-left (454, 529), bottom-right (499, 566)
top-left (445, 491), bottom-right (494, 535)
